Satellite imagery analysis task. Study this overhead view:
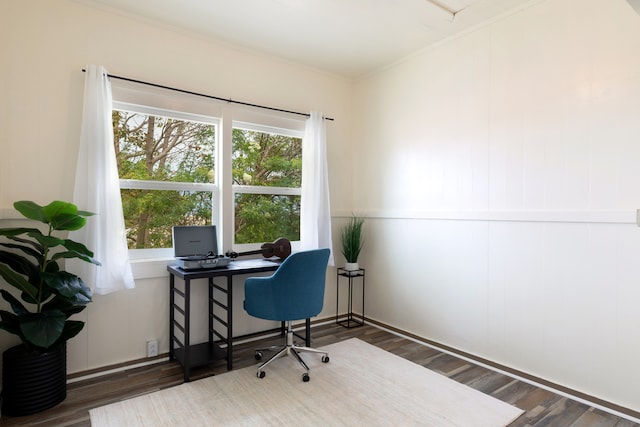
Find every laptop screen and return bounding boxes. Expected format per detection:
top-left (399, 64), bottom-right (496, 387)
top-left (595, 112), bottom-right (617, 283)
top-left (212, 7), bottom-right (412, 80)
top-left (172, 225), bottom-right (219, 258)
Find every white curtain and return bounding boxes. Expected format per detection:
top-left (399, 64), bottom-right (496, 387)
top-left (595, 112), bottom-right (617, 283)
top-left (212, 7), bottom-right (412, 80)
top-left (68, 65), bottom-right (135, 295)
top-left (300, 111), bottom-right (334, 265)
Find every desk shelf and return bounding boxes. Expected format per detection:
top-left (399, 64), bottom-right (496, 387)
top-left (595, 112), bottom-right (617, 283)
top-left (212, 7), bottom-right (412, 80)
top-left (336, 267), bottom-right (365, 328)
top-left (172, 342), bottom-right (226, 369)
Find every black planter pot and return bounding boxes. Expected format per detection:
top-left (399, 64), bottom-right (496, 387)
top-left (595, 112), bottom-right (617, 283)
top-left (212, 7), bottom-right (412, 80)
top-left (2, 343), bottom-right (67, 417)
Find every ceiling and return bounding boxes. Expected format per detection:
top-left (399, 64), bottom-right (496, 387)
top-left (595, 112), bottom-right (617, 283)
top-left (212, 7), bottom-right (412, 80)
top-left (81, 0), bottom-right (540, 78)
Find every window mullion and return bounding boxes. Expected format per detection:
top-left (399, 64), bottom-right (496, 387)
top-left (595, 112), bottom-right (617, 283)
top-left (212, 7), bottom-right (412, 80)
top-left (219, 108), bottom-right (234, 252)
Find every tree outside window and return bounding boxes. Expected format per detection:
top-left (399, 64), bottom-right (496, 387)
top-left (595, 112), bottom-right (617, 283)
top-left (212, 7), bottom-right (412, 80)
top-left (112, 109), bottom-right (302, 250)
top-left (232, 127), bottom-right (302, 244)
top-left (113, 110), bottom-right (216, 249)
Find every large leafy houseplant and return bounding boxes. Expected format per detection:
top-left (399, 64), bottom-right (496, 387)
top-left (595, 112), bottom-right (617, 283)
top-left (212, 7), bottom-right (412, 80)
top-left (0, 200), bottom-right (99, 353)
top-left (340, 214), bottom-right (365, 269)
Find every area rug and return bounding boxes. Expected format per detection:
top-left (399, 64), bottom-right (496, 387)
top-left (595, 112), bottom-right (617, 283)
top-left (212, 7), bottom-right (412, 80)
top-left (90, 338), bottom-right (523, 426)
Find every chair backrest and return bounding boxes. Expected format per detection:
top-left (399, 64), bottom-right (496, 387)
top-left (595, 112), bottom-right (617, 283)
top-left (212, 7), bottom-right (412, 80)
top-left (244, 248), bottom-right (330, 321)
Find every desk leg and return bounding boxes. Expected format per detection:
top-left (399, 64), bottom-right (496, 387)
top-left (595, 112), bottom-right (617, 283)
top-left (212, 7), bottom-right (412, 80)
top-left (169, 274), bottom-right (175, 362)
top-left (291, 319), bottom-right (311, 346)
top-left (183, 278), bottom-right (191, 382)
top-left (226, 275), bottom-right (233, 371)
top-left (208, 278), bottom-right (213, 345)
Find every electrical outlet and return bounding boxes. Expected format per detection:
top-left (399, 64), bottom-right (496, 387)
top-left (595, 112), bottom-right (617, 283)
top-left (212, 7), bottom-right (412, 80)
top-left (146, 340), bottom-right (158, 358)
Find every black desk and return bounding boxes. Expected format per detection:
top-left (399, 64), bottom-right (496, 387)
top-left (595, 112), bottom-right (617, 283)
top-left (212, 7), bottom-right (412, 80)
top-left (168, 258), bottom-right (310, 382)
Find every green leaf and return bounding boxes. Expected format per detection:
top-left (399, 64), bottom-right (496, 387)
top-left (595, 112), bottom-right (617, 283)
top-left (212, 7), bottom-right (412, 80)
top-left (19, 310), bottom-right (66, 349)
top-left (42, 271), bottom-right (92, 303)
top-left (53, 320), bottom-right (86, 347)
top-left (0, 227), bottom-right (41, 239)
top-left (52, 239), bottom-right (100, 266)
top-left (52, 250), bottom-right (100, 266)
top-left (51, 213), bottom-right (86, 232)
top-left (0, 262), bottom-right (39, 301)
top-left (61, 239), bottom-right (94, 257)
top-left (0, 229), bottom-right (45, 257)
top-left (42, 296), bottom-right (88, 318)
top-left (0, 289), bottom-right (29, 315)
top-left (0, 241), bottom-right (42, 263)
top-left (42, 200), bottom-right (77, 220)
top-left (27, 232), bottom-right (64, 250)
top-left (0, 310), bottom-right (24, 339)
top-left (41, 201), bottom-right (94, 231)
top-left (0, 249), bottom-right (40, 281)
top-left (14, 200), bottom-right (93, 231)
top-left (13, 201), bottom-right (45, 222)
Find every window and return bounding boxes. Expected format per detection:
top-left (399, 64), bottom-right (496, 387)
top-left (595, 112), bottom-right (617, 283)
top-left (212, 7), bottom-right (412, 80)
top-left (232, 123), bottom-right (303, 247)
top-left (111, 91), bottom-right (305, 257)
top-left (113, 106), bottom-right (218, 251)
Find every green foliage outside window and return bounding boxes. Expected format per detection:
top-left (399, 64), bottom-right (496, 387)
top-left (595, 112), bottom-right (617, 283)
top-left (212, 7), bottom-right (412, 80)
top-left (234, 193), bottom-right (300, 244)
top-left (113, 111), bottom-right (215, 249)
top-left (232, 129), bottom-right (302, 244)
top-left (113, 110), bottom-right (302, 249)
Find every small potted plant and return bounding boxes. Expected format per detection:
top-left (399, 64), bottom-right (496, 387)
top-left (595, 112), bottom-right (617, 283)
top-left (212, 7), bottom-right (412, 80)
top-left (0, 200), bottom-right (100, 416)
top-left (340, 214), bottom-right (365, 272)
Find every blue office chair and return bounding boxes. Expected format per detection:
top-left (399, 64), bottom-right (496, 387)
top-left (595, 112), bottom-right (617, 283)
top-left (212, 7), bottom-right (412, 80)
top-left (244, 248), bottom-right (331, 382)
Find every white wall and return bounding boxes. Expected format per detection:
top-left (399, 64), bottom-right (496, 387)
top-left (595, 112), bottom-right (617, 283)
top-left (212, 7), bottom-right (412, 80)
top-left (0, 0), bottom-right (352, 373)
top-left (353, 0), bottom-right (640, 412)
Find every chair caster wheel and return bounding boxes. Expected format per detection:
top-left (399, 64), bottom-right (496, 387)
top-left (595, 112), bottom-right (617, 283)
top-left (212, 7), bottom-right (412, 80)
top-left (302, 373), bottom-right (310, 382)
top-left (257, 371), bottom-right (266, 379)
top-left (322, 355), bottom-right (330, 363)
top-left (255, 351), bottom-right (263, 361)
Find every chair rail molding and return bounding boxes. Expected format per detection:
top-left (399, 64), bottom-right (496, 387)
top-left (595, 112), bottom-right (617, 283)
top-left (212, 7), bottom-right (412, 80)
top-left (333, 209), bottom-right (636, 225)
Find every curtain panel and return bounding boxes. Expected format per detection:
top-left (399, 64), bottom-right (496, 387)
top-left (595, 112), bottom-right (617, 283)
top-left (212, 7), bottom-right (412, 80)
top-left (68, 65), bottom-right (135, 295)
top-left (300, 111), bottom-right (334, 265)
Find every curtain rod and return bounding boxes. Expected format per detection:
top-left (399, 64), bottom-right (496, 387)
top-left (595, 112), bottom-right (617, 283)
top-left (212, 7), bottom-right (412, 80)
top-left (81, 69), bottom-right (334, 121)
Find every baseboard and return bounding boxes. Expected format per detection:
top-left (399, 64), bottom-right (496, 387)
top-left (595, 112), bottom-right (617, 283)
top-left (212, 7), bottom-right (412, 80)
top-left (67, 354), bottom-right (170, 384)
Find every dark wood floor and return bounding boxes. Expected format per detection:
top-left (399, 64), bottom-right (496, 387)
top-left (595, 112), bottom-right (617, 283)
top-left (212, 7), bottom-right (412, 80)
top-left (1, 322), bottom-right (638, 427)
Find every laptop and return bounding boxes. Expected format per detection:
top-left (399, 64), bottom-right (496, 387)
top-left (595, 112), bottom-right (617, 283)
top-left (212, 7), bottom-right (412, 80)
top-left (172, 225), bottom-right (230, 270)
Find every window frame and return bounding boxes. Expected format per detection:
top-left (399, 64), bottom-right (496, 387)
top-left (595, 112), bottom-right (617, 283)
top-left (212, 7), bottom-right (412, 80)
top-left (111, 83), bottom-right (306, 260)
top-left (112, 102), bottom-right (221, 260)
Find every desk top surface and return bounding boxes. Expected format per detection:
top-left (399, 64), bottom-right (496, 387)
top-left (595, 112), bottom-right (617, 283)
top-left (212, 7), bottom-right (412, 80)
top-left (167, 257), bottom-right (281, 279)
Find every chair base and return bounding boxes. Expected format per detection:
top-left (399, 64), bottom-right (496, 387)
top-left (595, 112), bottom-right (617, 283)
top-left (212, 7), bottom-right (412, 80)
top-left (255, 321), bottom-right (329, 382)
